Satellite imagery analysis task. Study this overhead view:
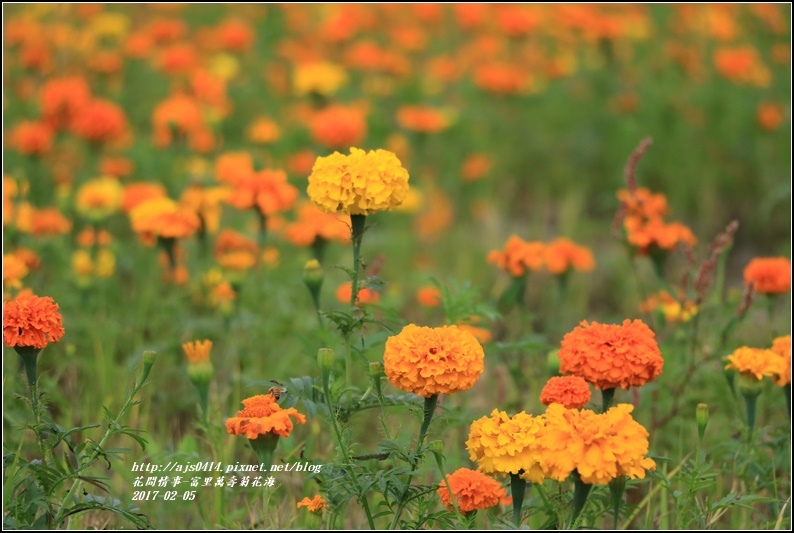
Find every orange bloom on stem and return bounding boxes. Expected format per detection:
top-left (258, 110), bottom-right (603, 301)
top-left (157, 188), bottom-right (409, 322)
top-left (216, 19), bottom-right (255, 53)
top-left (3, 293), bottom-right (65, 350)
top-left (3, 254), bottom-right (29, 289)
top-left (182, 340), bottom-right (212, 364)
top-left (130, 197), bottom-right (201, 240)
top-left (310, 105), bottom-right (367, 149)
top-left (396, 105), bottom-right (449, 134)
top-left (122, 182), bottom-right (167, 213)
top-left (10, 121), bottom-right (53, 156)
top-left (438, 468), bottom-right (508, 513)
top-left (474, 63), bottom-right (528, 95)
top-left (30, 208), bottom-right (72, 236)
top-left (214, 229), bottom-right (258, 271)
top-left (157, 43), bottom-right (199, 75)
top-left (725, 346), bottom-right (785, 381)
top-left (558, 319), bottom-right (663, 390)
top-left (296, 495), bottom-right (328, 514)
top-left (743, 257), bottom-right (791, 294)
top-left (770, 336), bottom-right (791, 387)
top-left (71, 99), bottom-right (128, 145)
top-left (757, 102), bottom-right (784, 131)
top-left (227, 169), bottom-right (299, 217)
top-left (39, 76), bottom-right (91, 130)
top-left (617, 188), bottom-right (669, 221)
top-left (383, 324), bottom-right (485, 397)
top-left (247, 117), bottom-right (281, 145)
top-left (226, 393), bottom-right (306, 439)
top-left (624, 217), bottom-right (697, 255)
top-left (540, 376), bottom-right (592, 409)
top-left (544, 238), bottom-right (595, 275)
top-left (285, 202), bottom-right (350, 247)
top-left (461, 154), bottom-right (491, 182)
top-left (487, 235), bottom-right (545, 277)
top-left (416, 285), bottom-right (442, 307)
top-left (152, 93), bottom-right (205, 148)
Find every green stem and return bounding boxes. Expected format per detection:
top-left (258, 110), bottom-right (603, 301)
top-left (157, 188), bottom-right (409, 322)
top-left (601, 387), bottom-right (616, 413)
top-left (389, 395), bottom-right (439, 529)
top-left (257, 210), bottom-right (268, 248)
top-left (510, 473), bottom-right (527, 528)
top-left (743, 393), bottom-right (758, 440)
top-left (572, 470), bottom-right (593, 526)
top-left (433, 453), bottom-right (465, 526)
top-left (349, 214), bottom-right (366, 308)
top-left (312, 237), bottom-right (327, 265)
top-left (609, 476), bottom-right (626, 529)
top-left (784, 385), bottom-right (791, 420)
top-left (321, 366), bottom-right (376, 529)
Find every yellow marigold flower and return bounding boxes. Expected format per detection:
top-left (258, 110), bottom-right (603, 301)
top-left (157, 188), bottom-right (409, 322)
top-left (3, 254), bottom-right (29, 289)
top-left (96, 249), bottom-right (116, 278)
top-left (183, 340), bottom-right (212, 364)
top-left (466, 409), bottom-right (546, 483)
top-left (540, 376), bottom-right (591, 409)
top-left (180, 183), bottom-right (230, 235)
top-left (725, 346), bottom-right (786, 381)
top-left (130, 197), bottom-right (201, 240)
top-left (437, 467), bottom-right (508, 513)
top-left (307, 148), bottom-right (410, 216)
top-left (535, 404), bottom-right (655, 485)
top-left (770, 336), bottom-right (791, 386)
top-left (640, 291), bottom-right (698, 323)
top-left (293, 62), bottom-right (348, 96)
top-left (226, 394), bottom-right (306, 439)
top-left (558, 320), bottom-right (663, 390)
top-left (383, 324), bottom-right (484, 398)
top-left (75, 177), bottom-right (123, 221)
top-left (296, 495), bottom-right (328, 514)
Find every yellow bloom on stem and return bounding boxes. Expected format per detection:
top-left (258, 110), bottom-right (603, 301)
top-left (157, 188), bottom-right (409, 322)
top-left (293, 62), bottom-right (347, 97)
top-left (3, 254), bottom-right (29, 289)
top-left (130, 197), bottom-right (201, 239)
top-left (226, 393), bottom-right (306, 439)
top-left (383, 324), bottom-right (484, 398)
top-left (437, 467), bottom-right (508, 513)
top-left (75, 177), bottom-right (123, 221)
top-left (725, 346), bottom-right (786, 381)
top-left (466, 409), bottom-right (546, 483)
top-left (307, 148), bottom-right (409, 215)
top-left (296, 495), bottom-right (328, 514)
top-left (183, 340), bottom-right (212, 364)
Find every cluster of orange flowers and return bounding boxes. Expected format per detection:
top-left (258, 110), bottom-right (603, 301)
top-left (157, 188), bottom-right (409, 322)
top-left (617, 188), bottom-right (697, 256)
top-left (487, 236), bottom-right (595, 278)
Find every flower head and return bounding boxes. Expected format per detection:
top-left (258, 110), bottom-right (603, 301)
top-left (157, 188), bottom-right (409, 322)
top-left (183, 340), bottom-right (213, 364)
top-left (130, 197), bottom-right (201, 240)
top-left (293, 62), bottom-right (348, 97)
top-left (75, 177), bottom-right (124, 221)
top-left (384, 324), bottom-right (484, 397)
top-left (743, 257), bottom-right (791, 294)
top-left (396, 105), bottom-right (450, 134)
top-left (4, 254), bottom-right (29, 289)
top-left (487, 236), bottom-right (545, 277)
top-left (214, 229), bottom-right (258, 272)
top-left (770, 336), bottom-right (791, 386)
top-left (639, 290), bottom-right (698, 323)
top-left (416, 285), bottom-right (442, 307)
top-left (307, 148), bottom-right (409, 215)
top-left (544, 238), bottom-right (595, 275)
top-left (71, 99), bottom-right (128, 144)
top-left (466, 409), bottom-right (546, 483)
top-left (10, 121), bottom-right (53, 156)
top-left (310, 104), bottom-right (367, 149)
top-left (540, 376), bottom-right (592, 409)
top-left (285, 201), bottom-right (350, 247)
top-left (558, 319), bottom-right (663, 390)
top-left (724, 346), bottom-right (786, 381)
top-left (3, 293), bottom-right (65, 350)
top-left (437, 468), bottom-right (508, 513)
top-left (535, 403), bottom-right (656, 485)
top-left (297, 495), bottom-right (328, 514)
top-left (226, 394), bottom-right (306, 439)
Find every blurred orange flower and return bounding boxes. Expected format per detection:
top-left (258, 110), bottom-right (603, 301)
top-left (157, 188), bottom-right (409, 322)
top-left (130, 197), bottom-right (201, 240)
top-left (285, 202), bottom-right (350, 247)
top-left (10, 121), bottom-right (53, 156)
top-left (71, 99), bottom-right (128, 145)
top-left (416, 285), bottom-right (442, 307)
top-left (217, 19), bottom-right (254, 52)
top-left (461, 154), bottom-right (491, 182)
top-left (247, 117), bottom-right (281, 145)
top-left (214, 229), bottom-right (258, 271)
top-left (30, 208), bottom-right (72, 236)
top-left (335, 282), bottom-right (380, 306)
top-left (770, 336), bottom-right (791, 387)
top-left (3, 254), bottom-right (29, 289)
top-left (757, 102), bottom-right (784, 131)
top-left (487, 236), bottom-right (545, 277)
top-left (122, 182), bottom-right (168, 213)
top-left (310, 104), bottom-right (367, 149)
top-left (743, 257), bottom-right (791, 294)
top-left (396, 105), bottom-right (449, 134)
top-left (100, 156), bottom-right (134, 178)
top-left (544, 238), bottom-right (595, 275)
top-left (40, 76), bottom-right (92, 130)
top-left (559, 319), bottom-right (663, 390)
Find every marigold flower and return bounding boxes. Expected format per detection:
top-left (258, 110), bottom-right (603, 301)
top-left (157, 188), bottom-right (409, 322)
top-left (72, 249), bottom-right (116, 284)
top-left (226, 394), bottom-right (306, 439)
top-left (130, 197), bottom-right (201, 240)
top-left (714, 45), bottom-right (770, 86)
top-left (487, 236), bottom-right (545, 277)
top-left (214, 229), bottom-right (258, 271)
top-left (624, 217), bottom-right (697, 255)
top-left (40, 76), bottom-right (91, 130)
top-left (30, 208), bottom-right (72, 236)
top-left (296, 495), bottom-right (328, 514)
top-left (217, 19), bottom-right (254, 52)
top-left (75, 177), bottom-right (123, 220)
top-left (455, 323), bottom-right (493, 345)
top-left (11, 248), bottom-right (40, 271)
top-left (285, 202), bottom-right (350, 247)
top-left (293, 62), bottom-right (348, 97)
top-left (438, 468), bottom-right (508, 513)
top-left (540, 376), bottom-right (592, 409)
top-left (158, 43), bottom-right (199, 75)
top-left (71, 99), bottom-right (128, 144)
top-left (123, 182), bottom-right (168, 213)
top-left (308, 148), bottom-right (410, 215)
top-left (757, 102), bottom-right (784, 131)
top-left (725, 346), bottom-right (786, 381)
top-left (183, 340), bottom-right (212, 364)
top-left (466, 409), bottom-right (546, 483)
top-left (743, 257), bottom-right (791, 294)
top-left (617, 188), bottom-right (669, 221)
top-left (3, 293), bottom-right (65, 350)
top-left (335, 282), bottom-right (380, 306)
top-left (247, 116), bottom-right (281, 145)
top-left (770, 336), bottom-right (791, 386)
top-left (416, 285), bottom-right (442, 307)
top-left (100, 156), bottom-right (134, 178)
top-left (384, 324), bottom-right (484, 398)
top-left (152, 93), bottom-right (205, 148)
top-left (461, 154), bottom-right (491, 182)
top-left (544, 238), bottom-right (595, 275)
top-left (639, 290), bottom-right (698, 323)
top-left (396, 105), bottom-right (450, 134)
top-left (179, 183), bottom-right (229, 234)
top-left (3, 254), bottom-right (29, 289)
top-left (310, 105), bottom-right (367, 149)
top-left (225, 168), bottom-right (299, 217)
top-left (474, 63), bottom-right (528, 95)
top-left (287, 149), bottom-right (317, 177)
top-left (10, 121), bottom-right (53, 156)
top-left (558, 319), bottom-right (663, 390)
top-left (535, 403), bottom-right (656, 485)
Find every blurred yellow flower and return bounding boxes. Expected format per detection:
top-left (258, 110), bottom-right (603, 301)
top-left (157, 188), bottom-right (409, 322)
top-left (75, 177), bottom-right (123, 221)
top-left (293, 62), bottom-right (347, 97)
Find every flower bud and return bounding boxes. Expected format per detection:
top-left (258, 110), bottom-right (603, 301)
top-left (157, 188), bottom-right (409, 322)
top-left (696, 403), bottom-right (708, 442)
top-left (428, 440), bottom-right (444, 454)
top-left (303, 259), bottom-right (324, 290)
top-left (368, 361), bottom-right (383, 378)
top-left (317, 348), bottom-right (335, 371)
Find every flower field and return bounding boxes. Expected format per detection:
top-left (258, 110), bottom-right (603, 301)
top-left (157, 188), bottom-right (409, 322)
top-left (2, 4), bottom-right (791, 530)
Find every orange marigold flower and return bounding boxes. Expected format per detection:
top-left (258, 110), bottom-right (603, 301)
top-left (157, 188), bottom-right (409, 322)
top-left (770, 336), bottom-right (791, 387)
top-left (30, 208), bottom-right (72, 236)
top-left (285, 201), bottom-right (350, 247)
top-left (39, 76), bottom-right (91, 130)
top-left (743, 257), bottom-right (791, 294)
top-left (183, 339), bottom-right (212, 364)
top-left (180, 183), bottom-right (229, 235)
top-left (535, 403), bottom-right (656, 485)
top-left (724, 346), bottom-right (786, 381)
top-left (544, 238), bottom-right (595, 275)
top-left (10, 121), bottom-right (53, 156)
top-left (152, 93), bottom-right (205, 148)
top-left (438, 468), bottom-right (508, 513)
top-left (217, 19), bottom-right (254, 53)
top-left (3, 293), bottom-right (65, 350)
top-left (416, 285), bottom-right (442, 307)
top-left (214, 229), bottom-right (258, 271)
top-left (130, 197), bottom-right (201, 240)
top-left (122, 182), bottom-right (168, 213)
top-left (624, 217), bottom-right (697, 255)
top-left (540, 376), bottom-right (592, 409)
top-left (3, 254), bottom-right (29, 289)
top-left (714, 45), bottom-right (770, 87)
top-left (473, 63), bottom-right (528, 95)
top-left (158, 43), bottom-right (199, 75)
top-left (100, 156), bottom-right (134, 178)
top-left (466, 409), bottom-right (546, 483)
top-left (396, 105), bottom-right (450, 134)
top-left (296, 495), bottom-right (328, 514)
top-left (310, 105), bottom-right (367, 150)
top-left (308, 148), bottom-right (410, 215)
top-left (558, 319), bottom-right (663, 390)
top-left (461, 154), bottom-right (491, 182)
top-left (71, 99), bottom-right (128, 144)
top-left (757, 102), bottom-right (784, 131)
top-left (617, 188), bottom-right (669, 221)
top-left (335, 282), bottom-right (380, 306)
top-left (225, 168), bottom-right (299, 217)
top-left (247, 116), bottom-right (281, 145)
top-left (11, 248), bottom-right (40, 271)
top-left (75, 177), bottom-right (123, 221)
top-left (383, 324), bottom-right (484, 397)
top-left (226, 394), bottom-right (306, 439)
top-left (77, 227), bottom-right (113, 247)
top-left (487, 235), bottom-right (545, 277)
